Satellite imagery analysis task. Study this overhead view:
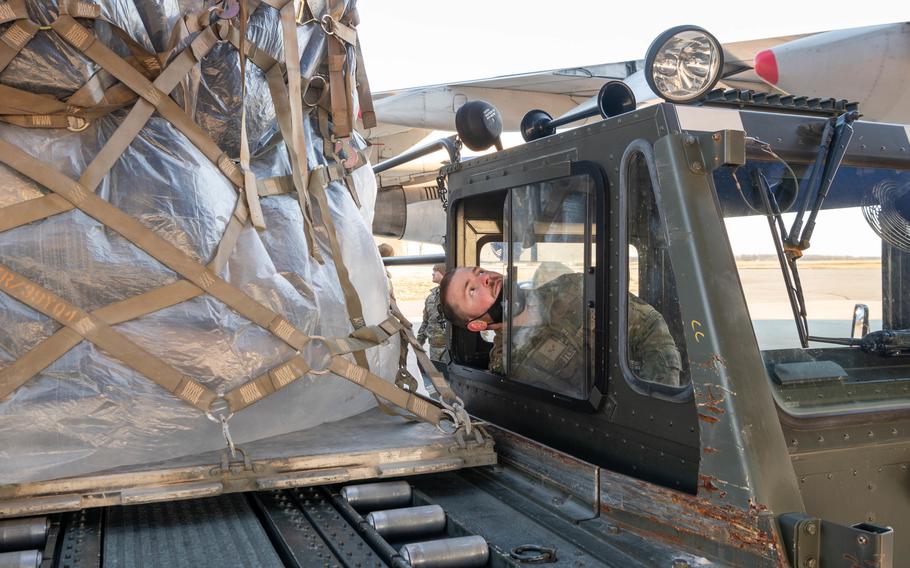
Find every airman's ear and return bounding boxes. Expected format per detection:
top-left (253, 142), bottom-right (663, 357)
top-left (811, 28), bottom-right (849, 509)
top-left (466, 320), bottom-right (488, 332)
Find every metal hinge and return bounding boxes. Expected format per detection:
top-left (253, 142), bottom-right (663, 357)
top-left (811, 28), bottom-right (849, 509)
top-left (779, 513), bottom-right (893, 568)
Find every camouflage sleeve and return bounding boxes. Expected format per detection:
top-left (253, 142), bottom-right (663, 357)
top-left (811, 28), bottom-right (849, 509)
top-left (417, 293), bottom-right (432, 345)
top-left (489, 330), bottom-right (504, 374)
top-left (628, 296), bottom-right (682, 386)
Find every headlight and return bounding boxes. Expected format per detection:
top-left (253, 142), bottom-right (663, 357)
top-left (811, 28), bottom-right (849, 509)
top-left (645, 25), bottom-right (724, 103)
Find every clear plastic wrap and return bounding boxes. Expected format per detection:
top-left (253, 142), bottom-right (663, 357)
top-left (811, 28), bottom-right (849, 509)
top-left (0, 0), bottom-right (408, 484)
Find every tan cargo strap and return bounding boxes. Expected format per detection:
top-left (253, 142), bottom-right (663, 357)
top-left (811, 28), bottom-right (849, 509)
top-left (384, 277), bottom-right (419, 393)
top-left (0, 26), bottom-right (221, 232)
top-left (330, 137), bottom-right (367, 207)
top-left (0, 25), bottom-right (219, 214)
top-left (232, 15), bottom-right (369, 358)
top-left (325, 0), bottom-right (356, 135)
top-left (0, 19), bottom-right (37, 73)
top-left (328, 356), bottom-right (443, 424)
top-left (224, 354), bottom-right (311, 413)
top-left (0, 0), bottom-right (27, 24)
top-left (58, 0), bottom-right (102, 19)
top-left (388, 291), bottom-right (459, 404)
top-left (0, 3), bottom-right (470, 433)
top-left (0, 263), bottom-right (217, 411)
top-left (256, 175), bottom-right (296, 197)
top-left (266, 2), bottom-right (457, 412)
top-left (0, 82), bottom-right (135, 131)
top-left (51, 17), bottom-right (245, 188)
top-left (0, 195), bottom-right (72, 233)
top-left (354, 39), bottom-right (376, 129)
top-left (254, 159), bottom-right (367, 199)
top-left (0, 197), bottom-right (248, 401)
top-left (222, 343), bottom-right (453, 427)
top-left (225, 16), bottom-right (323, 257)
top-left (289, 0), bottom-right (357, 139)
top-left (325, 28), bottom-right (352, 138)
top-left (304, 156), bottom-right (378, 401)
top-left (322, 315), bottom-right (403, 355)
top-left (60, 0), bottom-right (164, 77)
top-left (276, 3), bottom-right (323, 263)
top-left (237, 4), bottom-right (266, 230)
top-left (0, 137), bottom-right (311, 352)
top-left (0, 2), bottom-right (164, 130)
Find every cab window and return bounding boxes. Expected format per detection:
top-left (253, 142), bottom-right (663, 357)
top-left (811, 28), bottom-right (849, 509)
top-left (500, 177), bottom-right (595, 398)
top-left (717, 160), bottom-right (910, 416)
top-left (624, 153), bottom-right (689, 389)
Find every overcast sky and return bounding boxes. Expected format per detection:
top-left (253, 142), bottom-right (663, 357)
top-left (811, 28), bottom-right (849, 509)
top-left (357, 1), bottom-right (906, 92)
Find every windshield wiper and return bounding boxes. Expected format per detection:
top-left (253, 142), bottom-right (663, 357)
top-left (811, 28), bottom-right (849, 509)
top-left (785, 110), bottom-right (860, 258)
top-left (751, 111), bottom-right (862, 349)
top-left (809, 330), bottom-right (910, 356)
top-left (754, 169), bottom-right (810, 346)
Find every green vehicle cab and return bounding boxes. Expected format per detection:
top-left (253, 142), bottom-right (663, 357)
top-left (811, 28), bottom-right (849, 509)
top-left (438, 80), bottom-right (910, 565)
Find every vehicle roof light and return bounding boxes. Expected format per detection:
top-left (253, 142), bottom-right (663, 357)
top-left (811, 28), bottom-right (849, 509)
top-left (645, 25), bottom-right (724, 103)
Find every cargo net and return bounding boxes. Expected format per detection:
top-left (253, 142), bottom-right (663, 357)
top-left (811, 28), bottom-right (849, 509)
top-left (0, 0), bottom-right (471, 484)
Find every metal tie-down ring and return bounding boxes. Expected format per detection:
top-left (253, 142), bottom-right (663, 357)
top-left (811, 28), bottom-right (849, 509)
top-left (510, 544), bottom-right (557, 563)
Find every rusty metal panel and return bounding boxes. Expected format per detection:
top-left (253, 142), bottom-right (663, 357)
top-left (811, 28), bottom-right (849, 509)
top-left (598, 466), bottom-right (785, 566)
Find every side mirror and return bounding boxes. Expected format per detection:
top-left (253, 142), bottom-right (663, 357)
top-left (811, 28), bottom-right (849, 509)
top-left (851, 303), bottom-right (870, 339)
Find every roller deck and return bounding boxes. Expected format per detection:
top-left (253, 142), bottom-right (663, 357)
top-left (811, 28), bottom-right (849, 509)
top-left (2, 424), bottom-right (723, 568)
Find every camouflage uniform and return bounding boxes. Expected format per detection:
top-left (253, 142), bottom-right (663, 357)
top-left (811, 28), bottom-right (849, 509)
top-left (417, 286), bottom-right (448, 360)
top-left (490, 273), bottom-right (681, 393)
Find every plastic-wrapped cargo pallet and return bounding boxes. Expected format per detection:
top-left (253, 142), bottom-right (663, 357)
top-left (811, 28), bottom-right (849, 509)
top-left (0, 0), bottom-right (462, 485)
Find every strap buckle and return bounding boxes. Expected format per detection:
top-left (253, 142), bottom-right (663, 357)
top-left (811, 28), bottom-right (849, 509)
top-left (334, 137), bottom-right (363, 171)
top-left (436, 396), bottom-right (474, 438)
top-left (302, 74), bottom-right (327, 108)
top-left (67, 116), bottom-right (89, 132)
top-left (435, 408), bottom-right (459, 436)
top-left (319, 14), bottom-right (336, 36)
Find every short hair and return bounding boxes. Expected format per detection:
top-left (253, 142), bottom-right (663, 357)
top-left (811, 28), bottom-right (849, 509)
top-left (377, 243), bottom-right (394, 257)
top-left (437, 268), bottom-right (467, 327)
top-left (432, 263), bottom-right (446, 274)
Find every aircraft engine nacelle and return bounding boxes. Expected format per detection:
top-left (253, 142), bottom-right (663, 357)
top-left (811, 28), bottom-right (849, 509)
top-left (752, 23), bottom-right (910, 124)
top-left (372, 185), bottom-right (446, 245)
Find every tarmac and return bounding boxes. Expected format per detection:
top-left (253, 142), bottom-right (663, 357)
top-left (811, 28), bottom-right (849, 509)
top-left (391, 261), bottom-right (883, 353)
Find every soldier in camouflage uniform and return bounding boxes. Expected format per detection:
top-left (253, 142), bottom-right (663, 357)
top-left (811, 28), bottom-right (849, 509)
top-left (417, 264), bottom-right (448, 360)
top-left (439, 268), bottom-right (681, 393)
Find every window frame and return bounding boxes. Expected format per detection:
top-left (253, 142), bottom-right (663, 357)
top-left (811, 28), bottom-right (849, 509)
top-left (503, 170), bottom-right (598, 401)
top-left (713, 159), bottom-right (910, 421)
top-left (617, 146), bottom-right (694, 401)
top-left (449, 161), bottom-right (607, 412)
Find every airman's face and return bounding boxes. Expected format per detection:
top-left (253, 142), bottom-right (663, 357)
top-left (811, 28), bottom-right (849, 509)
top-left (432, 270), bottom-right (444, 284)
top-left (446, 267), bottom-right (503, 323)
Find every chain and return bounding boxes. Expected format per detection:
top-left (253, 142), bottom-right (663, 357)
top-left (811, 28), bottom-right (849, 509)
top-left (436, 172), bottom-right (448, 212)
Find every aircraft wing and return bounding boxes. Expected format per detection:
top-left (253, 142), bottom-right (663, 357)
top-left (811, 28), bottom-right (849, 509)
top-left (368, 61), bottom-right (638, 140)
top-left (364, 61), bottom-right (640, 186)
top-left (366, 25), bottom-right (910, 187)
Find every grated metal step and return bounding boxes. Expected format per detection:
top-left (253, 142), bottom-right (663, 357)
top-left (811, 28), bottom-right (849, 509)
top-left (103, 494), bottom-right (283, 568)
